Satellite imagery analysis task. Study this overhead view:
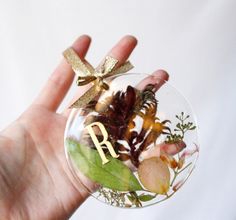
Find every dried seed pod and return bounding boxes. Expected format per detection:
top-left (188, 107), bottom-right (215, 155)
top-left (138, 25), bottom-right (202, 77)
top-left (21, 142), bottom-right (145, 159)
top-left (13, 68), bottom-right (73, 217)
top-left (177, 157), bottom-right (185, 169)
top-left (138, 157), bottom-right (170, 194)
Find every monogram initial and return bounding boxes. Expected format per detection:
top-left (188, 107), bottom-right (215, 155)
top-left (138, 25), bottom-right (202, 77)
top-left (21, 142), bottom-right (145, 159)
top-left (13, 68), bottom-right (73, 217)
top-left (85, 122), bottom-right (119, 164)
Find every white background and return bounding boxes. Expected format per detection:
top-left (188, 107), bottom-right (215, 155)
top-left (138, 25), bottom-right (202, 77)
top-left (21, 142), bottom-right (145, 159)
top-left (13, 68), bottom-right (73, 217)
top-left (0, 0), bottom-right (236, 219)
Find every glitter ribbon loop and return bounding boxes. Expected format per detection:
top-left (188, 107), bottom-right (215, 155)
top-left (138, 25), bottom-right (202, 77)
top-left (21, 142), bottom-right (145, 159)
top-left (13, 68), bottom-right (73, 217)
top-left (63, 47), bottom-right (134, 108)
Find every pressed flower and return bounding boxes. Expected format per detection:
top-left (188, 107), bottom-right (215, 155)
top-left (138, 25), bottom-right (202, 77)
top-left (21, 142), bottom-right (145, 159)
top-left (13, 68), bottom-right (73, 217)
top-left (138, 157), bottom-right (170, 194)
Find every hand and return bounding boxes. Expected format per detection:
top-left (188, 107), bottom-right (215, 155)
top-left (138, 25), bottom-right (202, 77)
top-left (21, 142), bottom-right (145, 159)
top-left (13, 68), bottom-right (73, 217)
top-left (0, 35), bottom-right (169, 220)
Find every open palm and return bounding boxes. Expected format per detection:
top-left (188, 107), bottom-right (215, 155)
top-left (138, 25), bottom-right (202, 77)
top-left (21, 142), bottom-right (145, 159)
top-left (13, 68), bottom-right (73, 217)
top-left (0, 35), bottom-right (168, 220)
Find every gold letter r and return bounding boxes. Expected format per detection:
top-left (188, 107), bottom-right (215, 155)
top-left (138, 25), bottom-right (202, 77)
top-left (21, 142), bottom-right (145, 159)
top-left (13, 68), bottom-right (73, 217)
top-left (85, 122), bottom-right (119, 164)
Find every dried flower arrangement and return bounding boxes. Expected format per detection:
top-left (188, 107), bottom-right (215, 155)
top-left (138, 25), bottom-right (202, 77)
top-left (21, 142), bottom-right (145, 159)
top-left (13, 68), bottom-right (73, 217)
top-left (66, 84), bottom-right (198, 208)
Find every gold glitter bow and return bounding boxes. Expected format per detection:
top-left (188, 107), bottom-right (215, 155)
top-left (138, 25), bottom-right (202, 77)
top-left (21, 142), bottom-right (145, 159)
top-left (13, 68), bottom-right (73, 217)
top-left (63, 47), bottom-right (134, 108)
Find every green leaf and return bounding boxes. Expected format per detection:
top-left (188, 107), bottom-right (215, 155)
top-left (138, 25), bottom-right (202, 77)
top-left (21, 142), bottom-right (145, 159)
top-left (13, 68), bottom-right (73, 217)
top-left (66, 138), bottom-right (143, 191)
top-left (138, 194), bottom-right (156, 202)
top-left (127, 195), bottom-right (135, 203)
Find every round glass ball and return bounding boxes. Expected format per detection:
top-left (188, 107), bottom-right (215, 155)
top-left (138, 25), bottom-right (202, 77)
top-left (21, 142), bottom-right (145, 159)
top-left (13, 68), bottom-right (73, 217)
top-left (64, 73), bottom-right (199, 208)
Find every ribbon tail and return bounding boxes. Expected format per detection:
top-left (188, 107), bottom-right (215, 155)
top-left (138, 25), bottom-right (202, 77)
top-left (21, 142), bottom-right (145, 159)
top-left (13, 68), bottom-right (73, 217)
top-left (63, 47), bottom-right (94, 77)
top-left (70, 85), bottom-right (101, 108)
top-left (105, 61), bottom-right (134, 78)
top-left (114, 61), bottom-right (134, 74)
top-left (102, 56), bottom-right (119, 74)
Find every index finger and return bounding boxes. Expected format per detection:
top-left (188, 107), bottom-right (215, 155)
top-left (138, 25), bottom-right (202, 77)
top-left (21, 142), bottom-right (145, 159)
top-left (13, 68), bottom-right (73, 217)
top-left (34, 35), bottom-right (91, 111)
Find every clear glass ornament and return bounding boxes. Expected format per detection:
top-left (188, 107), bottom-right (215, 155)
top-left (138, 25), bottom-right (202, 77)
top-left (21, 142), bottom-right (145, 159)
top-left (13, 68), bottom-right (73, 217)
top-left (64, 73), bottom-right (199, 208)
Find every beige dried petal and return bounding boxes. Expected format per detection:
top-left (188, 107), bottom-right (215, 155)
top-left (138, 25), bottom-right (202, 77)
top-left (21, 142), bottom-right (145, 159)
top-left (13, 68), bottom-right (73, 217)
top-left (138, 157), bottom-right (170, 194)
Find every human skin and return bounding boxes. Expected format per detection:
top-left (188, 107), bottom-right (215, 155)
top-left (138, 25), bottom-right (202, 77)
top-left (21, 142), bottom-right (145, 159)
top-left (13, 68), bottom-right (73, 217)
top-left (0, 35), bottom-right (169, 220)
